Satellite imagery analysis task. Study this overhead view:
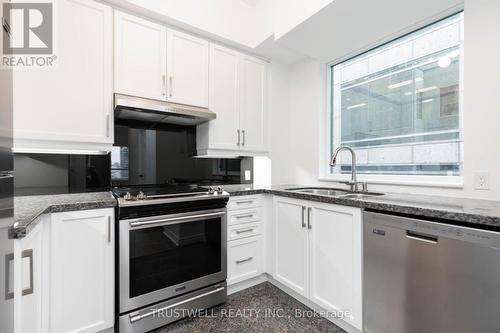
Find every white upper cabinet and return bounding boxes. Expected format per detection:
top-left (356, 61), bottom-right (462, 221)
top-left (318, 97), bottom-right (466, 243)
top-left (50, 209), bottom-right (114, 333)
top-left (114, 11), bottom-right (167, 100)
top-left (13, 0), bottom-right (113, 150)
top-left (239, 55), bottom-right (267, 152)
top-left (167, 29), bottom-right (209, 107)
top-left (197, 44), bottom-right (268, 156)
top-left (198, 44), bottom-right (240, 151)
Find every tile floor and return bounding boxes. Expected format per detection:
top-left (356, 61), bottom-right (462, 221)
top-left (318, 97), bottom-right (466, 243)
top-left (153, 282), bottom-right (346, 333)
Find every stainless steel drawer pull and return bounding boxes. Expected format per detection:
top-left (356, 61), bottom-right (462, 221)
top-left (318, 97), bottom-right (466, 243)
top-left (301, 206), bottom-right (306, 228)
top-left (236, 257), bottom-right (253, 264)
top-left (236, 200), bottom-right (253, 205)
top-left (129, 286), bottom-right (225, 323)
top-left (406, 231), bottom-right (438, 244)
top-left (236, 228), bottom-right (253, 234)
top-left (236, 214), bottom-right (253, 219)
top-left (237, 129), bottom-right (241, 146)
top-left (307, 207), bottom-right (312, 229)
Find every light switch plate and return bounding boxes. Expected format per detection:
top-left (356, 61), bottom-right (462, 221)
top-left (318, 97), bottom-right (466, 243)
top-left (474, 171), bottom-right (490, 190)
top-left (244, 170), bottom-right (251, 181)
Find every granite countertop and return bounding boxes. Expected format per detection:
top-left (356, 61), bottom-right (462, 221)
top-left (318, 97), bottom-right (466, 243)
top-left (223, 184), bottom-right (500, 230)
top-left (14, 191), bottom-right (117, 238)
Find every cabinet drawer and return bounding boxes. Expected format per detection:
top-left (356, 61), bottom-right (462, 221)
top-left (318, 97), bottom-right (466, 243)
top-left (228, 236), bottom-right (262, 285)
top-left (228, 208), bottom-right (261, 225)
top-left (228, 196), bottom-right (261, 210)
top-left (228, 222), bottom-right (261, 241)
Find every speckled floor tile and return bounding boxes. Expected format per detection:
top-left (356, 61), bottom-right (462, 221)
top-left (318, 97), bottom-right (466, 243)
top-left (152, 282), bottom-right (346, 333)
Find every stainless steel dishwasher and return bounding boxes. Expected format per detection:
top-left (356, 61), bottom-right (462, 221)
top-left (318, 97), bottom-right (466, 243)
top-left (363, 210), bottom-right (500, 333)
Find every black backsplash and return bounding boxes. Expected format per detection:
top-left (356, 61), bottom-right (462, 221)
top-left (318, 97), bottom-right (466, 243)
top-left (112, 121), bottom-right (250, 188)
top-left (14, 153), bottom-right (111, 196)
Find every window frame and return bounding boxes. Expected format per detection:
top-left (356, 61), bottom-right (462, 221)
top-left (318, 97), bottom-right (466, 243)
top-left (319, 11), bottom-right (465, 188)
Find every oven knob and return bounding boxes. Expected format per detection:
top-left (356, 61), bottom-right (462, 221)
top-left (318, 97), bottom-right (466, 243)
top-left (124, 192), bottom-right (133, 201)
top-left (136, 191), bottom-right (146, 200)
top-left (217, 186), bottom-right (223, 194)
top-left (208, 187), bottom-right (215, 195)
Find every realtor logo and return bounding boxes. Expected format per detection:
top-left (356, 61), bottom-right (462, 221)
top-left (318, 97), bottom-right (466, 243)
top-left (2, 1), bottom-right (56, 68)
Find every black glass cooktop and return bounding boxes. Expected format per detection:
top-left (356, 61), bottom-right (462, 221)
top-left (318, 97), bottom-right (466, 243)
top-left (112, 184), bottom-right (208, 198)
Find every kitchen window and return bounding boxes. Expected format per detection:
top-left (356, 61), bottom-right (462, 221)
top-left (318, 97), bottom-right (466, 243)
top-left (326, 12), bottom-right (464, 181)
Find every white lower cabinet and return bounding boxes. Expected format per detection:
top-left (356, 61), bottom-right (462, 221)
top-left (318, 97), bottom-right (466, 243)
top-left (227, 236), bottom-right (263, 285)
top-left (273, 196), bottom-right (363, 330)
top-left (50, 209), bottom-right (115, 333)
top-left (273, 197), bottom-right (309, 297)
top-left (14, 208), bottom-right (115, 333)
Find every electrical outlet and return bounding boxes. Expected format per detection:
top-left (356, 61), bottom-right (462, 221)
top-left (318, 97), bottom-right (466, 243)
top-left (474, 172), bottom-right (490, 190)
top-left (244, 170), bottom-right (251, 181)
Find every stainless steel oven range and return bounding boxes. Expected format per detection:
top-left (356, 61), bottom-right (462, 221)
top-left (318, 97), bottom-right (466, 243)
top-left (114, 185), bottom-right (229, 333)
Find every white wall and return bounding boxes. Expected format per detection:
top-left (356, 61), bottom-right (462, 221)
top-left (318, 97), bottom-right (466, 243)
top-left (269, 0), bottom-right (500, 200)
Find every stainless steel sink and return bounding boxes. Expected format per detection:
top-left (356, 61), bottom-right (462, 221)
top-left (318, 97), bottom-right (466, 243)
top-left (338, 193), bottom-right (384, 199)
top-left (285, 187), bottom-right (384, 198)
top-left (286, 188), bottom-right (351, 196)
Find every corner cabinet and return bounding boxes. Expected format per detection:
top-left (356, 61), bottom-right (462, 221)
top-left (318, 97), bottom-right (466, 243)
top-left (197, 44), bottom-right (268, 156)
top-left (13, 208), bottom-right (115, 333)
top-left (13, 0), bottom-right (113, 152)
top-left (273, 197), bottom-right (363, 330)
top-left (114, 11), bottom-right (209, 108)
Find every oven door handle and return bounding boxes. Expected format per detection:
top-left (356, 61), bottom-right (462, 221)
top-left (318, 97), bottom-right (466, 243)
top-left (129, 286), bottom-right (226, 323)
top-left (129, 211), bottom-right (225, 229)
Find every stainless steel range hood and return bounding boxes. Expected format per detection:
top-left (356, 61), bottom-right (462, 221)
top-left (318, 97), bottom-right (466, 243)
top-left (114, 94), bottom-right (216, 126)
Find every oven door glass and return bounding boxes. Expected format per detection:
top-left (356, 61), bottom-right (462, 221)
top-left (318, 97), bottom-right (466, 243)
top-left (128, 212), bottom-right (223, 298)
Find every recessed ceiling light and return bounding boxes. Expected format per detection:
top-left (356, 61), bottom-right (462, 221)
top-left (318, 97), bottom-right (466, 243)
top-left (438, 56), bottom-right (451, 68)
top-left (422, 98), bottom-right (434, 103)
top-left (403, 91), bottom-right (412, 96)
top-left (416, 86), bottom-right (438, 93)
top-left (346, 103), bottom-right (366, 110)
top-left (388, 80), bottom-right (412, 89)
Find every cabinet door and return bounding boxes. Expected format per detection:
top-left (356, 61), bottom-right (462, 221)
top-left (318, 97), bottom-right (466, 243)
top-left (201, 43), bottom-right (240, 150)
top-left (13, 0), bottom-right (113, 146)
top-left (308, 203), bottom-right (362, 330)
top-left (239, 55), bottom-right (267, 152)
top-left (14, 215), bottom-right (49, 333)
top-left (167, 29), bottom-right (209, 107)
top-left (50, 209), bottom-right (114, 333)
top-left (114, 11), bottom-right (167, 100)
top-left (273, 197), bottom-right (309, 297)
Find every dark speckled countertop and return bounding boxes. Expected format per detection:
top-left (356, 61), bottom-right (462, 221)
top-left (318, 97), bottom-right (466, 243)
top-left (13, 192), bottom-right (116, 238)
top-left (223, 184), bottom-right (500, 230)
top-left (13, 184), bottom-right (500, 238)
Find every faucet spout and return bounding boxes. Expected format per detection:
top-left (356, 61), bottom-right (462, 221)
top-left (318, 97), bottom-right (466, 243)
top-left (330, 146), bottom-right (363, 191)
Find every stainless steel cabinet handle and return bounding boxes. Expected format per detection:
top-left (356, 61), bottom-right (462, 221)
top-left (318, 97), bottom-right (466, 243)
top-left (301, 206), bottom-right (306, 228)
top-left (169, 76), bottom-right (173, 97)
top-left (130, 211), bottom-right (225, 228)
top-left (22, 250), bottom-right (34, 296)
top-left (237, 129), bottom-right (241, 146)
top-left (307, 207), bottom-right (312, 229)
top-left (242, 130), bottom-right (246, 146)
top-left (129, 286), bottom-right (225, 323)
top-left (106, 115), bottom-right (110, 138)
top-left (236, 257), bottom-right (253, 264)
top-left (236, 228), bottom-right (253, 234)
top-left (4, 253), bottom-right (13, 300)
top-left (107, 216), bottom-right (111, 243)
top-left (236, 214), bottom-right (253, 219)
top-left (0, 171), bottom-right (13, 179)
top-left (162, 75), bottom-right (166, 96)
top-left (236, 200), bottom-right (252, 205)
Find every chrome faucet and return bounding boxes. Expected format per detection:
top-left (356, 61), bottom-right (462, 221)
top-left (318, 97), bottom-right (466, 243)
top-left (330, 146), bottom-right (367, 192)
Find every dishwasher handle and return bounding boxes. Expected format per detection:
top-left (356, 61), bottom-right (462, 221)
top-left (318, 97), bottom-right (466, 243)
top-left (406, 230), bottom-right (438, 244)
